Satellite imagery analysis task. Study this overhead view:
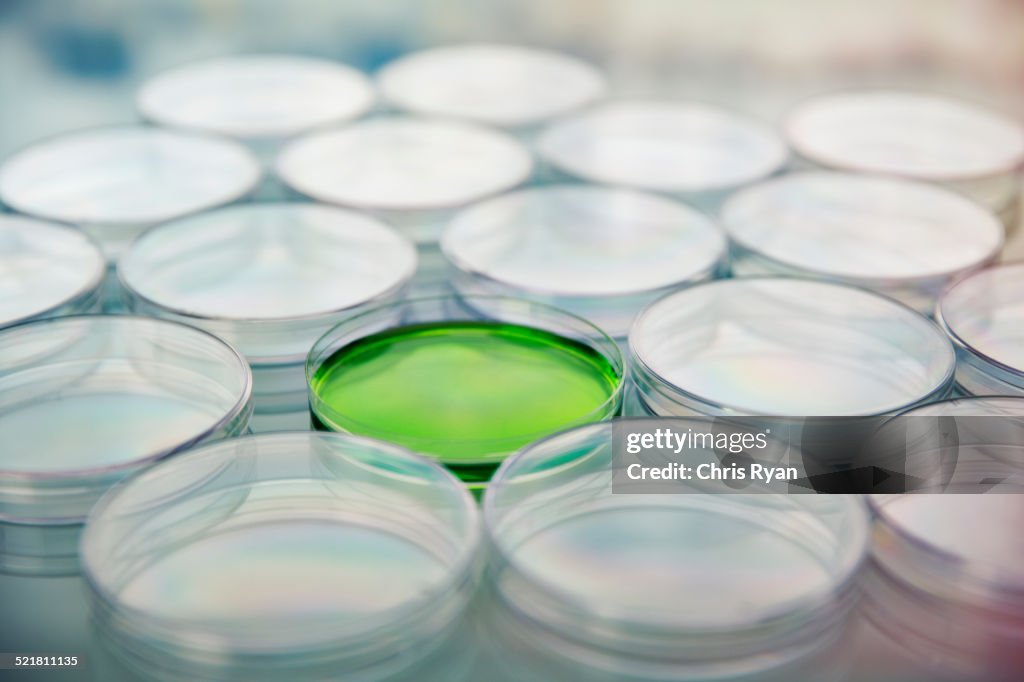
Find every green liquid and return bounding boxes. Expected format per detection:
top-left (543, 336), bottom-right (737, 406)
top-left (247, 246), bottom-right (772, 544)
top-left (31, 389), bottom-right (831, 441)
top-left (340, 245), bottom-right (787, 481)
top-left (310, 321), bottom-right (620, 483)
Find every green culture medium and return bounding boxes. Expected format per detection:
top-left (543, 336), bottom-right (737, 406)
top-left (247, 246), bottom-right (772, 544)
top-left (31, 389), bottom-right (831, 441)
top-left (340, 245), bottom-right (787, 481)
top-left (309, 321), bottom-right (621, 484)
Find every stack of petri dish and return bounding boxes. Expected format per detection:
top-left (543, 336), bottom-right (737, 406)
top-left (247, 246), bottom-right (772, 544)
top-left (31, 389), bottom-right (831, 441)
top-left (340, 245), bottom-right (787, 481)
top-left (483, 422), bottom-right (870, 680)
top-left (0, 126), bottom-right (260, 309)
top-left (721, 171), bottom-right (1004, 314)
top-left (865, 396), bottom-right (1024, 679)
top-left (276, 117), bottom-right (532, 293)
top-left (119, 203), bottom-right (416, 432)
top-left (376, 44), bottom-right (607, 139)
top-left (0, 215), bottom-right (105, 329)
top-left (306, 295), bottom-right (624, 492)
top-left (785, 90), bottom-right (1024, 232)
top-left (937, 263), bottom-right (1024, 396)
top-left (81, 432), bottom-right (480, 682)
top-left (535, 100), bottom-right (789, 211)
top-left (138, 54), bottom-right (375, 198)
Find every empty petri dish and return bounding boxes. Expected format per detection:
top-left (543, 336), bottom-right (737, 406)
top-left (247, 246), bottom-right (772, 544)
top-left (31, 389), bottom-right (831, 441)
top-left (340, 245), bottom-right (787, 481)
top-left (484, 421), bottom-right (869, 679)
top-left (307, 296), bottom-right (623, 489)
top-left (80, 431), bottom-right (480, 681)
top-left (630, 278), bottom-right (955, 416)
top-left (866, 396), bottom-right (1024, 677)
top-left (376, 44), bottom-right (606, 133)
top-left (785, 90), bottom-right (1024, 224)
top-left (721, 172), bottom-right (1004, 314)
top-left (0, 316), bottom-right (252, 525)
top-left (937, 263), bottom-right (1024, 396)
top-left (0, 215), bottom-right (105, 328)
top-left (442, 185), bottom-right (726, 338)
top-left (0, 126), bottom-right (260, 259)
top-left (535, 100), bottom-right (788, 208)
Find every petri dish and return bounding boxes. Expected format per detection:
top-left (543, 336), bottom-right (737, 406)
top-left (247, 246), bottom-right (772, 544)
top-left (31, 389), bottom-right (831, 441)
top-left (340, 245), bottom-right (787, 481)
top-left (535, 100), bottom-right (788, 208)
top-left (306, 296), bottom-right (624, 489)
top-left (0, 126), bottom-right (260, 259)
top-left (0, 215), bottom-right (105, 328)
top-left (376, 44), bottom-right (606, 133)
top-left (0, 316), bottom-right (252, 526)
top-left (276, 116), bottom-right (532, 244)
top-left (442, 185), bottom-right (726, 338)
top-left (866, 396), bottom-right (1024, 677)
top-left (484, 421), bottom-right (869, 680)
top-left (80, 431), bottom-right (480, 681)
top-left (137, 54), bottom-right (375, 143)
top-left (937, 263), bottom-right (1024, 397)
top-left (629, 278), bottom-right (956, 416)
top-left (721, 171), bottom-right (1004, 314)
top-left (784, 90), bottom-right (1024, 224)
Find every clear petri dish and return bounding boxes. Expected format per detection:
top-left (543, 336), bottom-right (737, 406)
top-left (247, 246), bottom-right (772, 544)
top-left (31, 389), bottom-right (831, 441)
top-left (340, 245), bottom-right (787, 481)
top-left (721, 171), bottom-right (1004, 314)
top-left (80, 431), bottom-right (480, 681)
top-left (484, 421), bottom-right (870, 680)
top-left (535, 100), bottom-right (788, 208)
top-left (0, 126), bottom-right (261, 259)
top-left (306, 295), bottom-right (624, 489)
top-left (0, 316), bottom-right (252, 526)
top-left (442, 185), bottom-right (726, 339)
top-left (275, 116), bottom-right (533, 245)
top-left (629, 278), bottom-right (956, 416)
top-left (137, 54), bottom-right (375, 143)
top-left (0, 215), bottom-right (105, 328)
top-left (937, 263), bottom-right (1024, 396)
top-left (376, 44), bottom-right (606, 133)
top-left (784, 90), bottom-right (1024, 224)
top-left (866, 396), bottom-right (1024, 677)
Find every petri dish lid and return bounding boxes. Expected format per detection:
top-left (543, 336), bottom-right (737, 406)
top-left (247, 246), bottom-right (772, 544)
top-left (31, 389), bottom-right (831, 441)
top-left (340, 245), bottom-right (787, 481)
top-left (721, 171), bottom-right (1003, 283)
top-left (938, 263), bottom-right (1024, 382)
top-left (0, 126), bottom-right (260, 228)
top-left (0, 316), bottom-right (252, 524)
top-left (276, 116), bottom-right (532, 213)
top-left (80, 432), bottom-right (479, 672)
top-left (118, 203), bottom-right (417, 363)
top-left (441, 185), bottom-right (725, 337)
top-left (536, 100), bottom-right (788, 194)
top-left (630, 278), bottom-right (955, 416)
top-left (785, 90), bottom-right (1024, 182)
top-left (376, 44), bottom-right (607, 129)
top-left (0, 215), bottom-right (105, 328)
top-left (137, 54), bottom-right (375, 140)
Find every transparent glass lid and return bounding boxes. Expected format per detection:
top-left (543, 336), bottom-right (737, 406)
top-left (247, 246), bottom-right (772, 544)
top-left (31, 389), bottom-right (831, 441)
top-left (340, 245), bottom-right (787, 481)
top-left (938, 264), bottom-right (1024, 379)
top-left (536, 100), bottom-right (788, 193)
top-left (630, 278), bottom-right (955, 415)
top-left (119, 203), bottom-right (416, 361)
top-left (0, 216), bottom-right (105, 327)
top-left (0, 126), bottom-right (260, 228)
top-left (785, 90), bottom-right (1024, 181)
top-left (276, 117), bottom-right (532, 212)
top-left (137, 54), bottom-right (375, 139)
top-left (722, 171), bottom-right (1003, 281)
top-left (81, 432), bottom-right (479, 657)
top-left (377, 44), bottom-right (606, 129)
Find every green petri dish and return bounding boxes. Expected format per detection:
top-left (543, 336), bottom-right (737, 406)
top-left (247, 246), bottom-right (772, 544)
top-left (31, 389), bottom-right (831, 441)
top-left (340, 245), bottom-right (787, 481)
top-left (307, 297), bottom-right (623, 489)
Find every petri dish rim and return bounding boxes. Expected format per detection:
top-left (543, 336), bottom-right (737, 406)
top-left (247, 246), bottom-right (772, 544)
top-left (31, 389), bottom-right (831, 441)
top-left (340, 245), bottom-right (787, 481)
top-left (783, 87), bottom-right (1024, 183)
top-left (0, 314), bottom-right (253, 483)
top-left (0, 124), bottom-right (262, 228)
top-left (629, 276), bottom-right (957, 417)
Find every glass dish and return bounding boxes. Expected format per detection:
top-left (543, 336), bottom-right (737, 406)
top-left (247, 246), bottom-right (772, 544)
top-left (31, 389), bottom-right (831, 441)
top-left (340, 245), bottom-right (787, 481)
top-left (484, 421), bottom-right (869, 680)
top-left (722, 171), bottom-right (1003, 314)
top-left (80, 432), bottom-right (480, 681)
top-left (629, 278), bottom-right (956, 416)
top-left (0, 215), bottom-right (105, 329)
top-left (442, 185), bottom-right (726, 338)
top-left (937, 263), bottom-right (1024, 396)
